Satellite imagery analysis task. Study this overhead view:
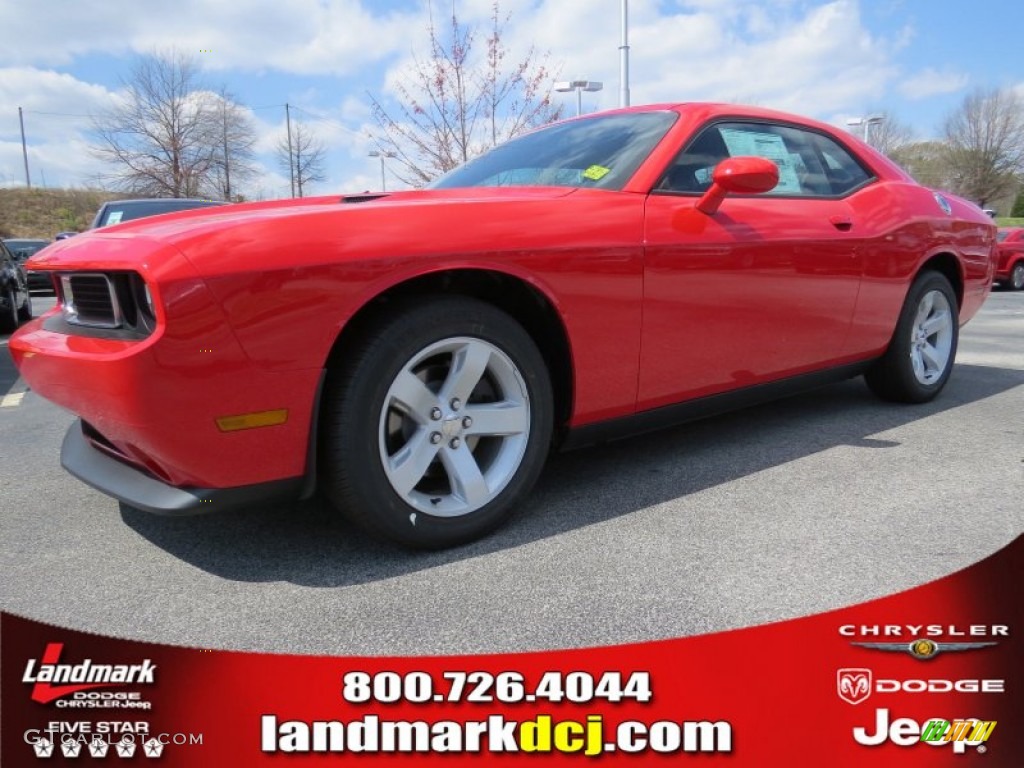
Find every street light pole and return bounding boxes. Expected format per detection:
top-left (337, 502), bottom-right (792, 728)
top-left (369, 150), bottom-right (397, 191)
top-left (554, 80), bottom-right (604, 117)
top-left (847, 115), bottom-right (884, 147)
top-left (620, 0), bottom-right (630, 108)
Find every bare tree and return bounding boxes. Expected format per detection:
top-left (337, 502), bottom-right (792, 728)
top-left (277, 122), bottom-right (327, 197)
top-left (92, 50), bottom-right (256, 199)
top-left (369, 0), bottom-right (563, 186)
top-left (210, 91), bottom-right (258, 201)
top-left (942, 87), bottom-right (1024, 207)
top-left (860, 112), bottom-right (914, 157)
top-left (890, 140), bottom-right (956, 190)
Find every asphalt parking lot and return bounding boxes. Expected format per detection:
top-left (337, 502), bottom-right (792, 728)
top-left (1, 292), bottom-right (1022, 656)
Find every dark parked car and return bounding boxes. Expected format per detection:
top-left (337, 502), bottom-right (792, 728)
top-left (0, 240), bottom-right (32, 333)
top-left (4, 238), bottom-right (53, 292)
top-left (91, 198), bottom-right (225, 229)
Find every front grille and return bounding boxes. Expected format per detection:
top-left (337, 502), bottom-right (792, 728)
top-left (63, 274), bottom-right (122, 328)
top-left (49, 271), bottom-right (155, 339)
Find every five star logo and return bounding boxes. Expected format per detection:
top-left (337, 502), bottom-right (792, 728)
top-left (115, 738), bottom-right (137, 758)
top-left (89, 737), bottom-right (110, 758)
top-left (33, 737), bottom-right (55, 758)
top-left (143, 738), bottom-right (165, 758)
top-left (60, 739), bottom-right (82, 757)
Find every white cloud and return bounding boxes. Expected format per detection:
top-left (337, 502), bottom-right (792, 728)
top-left (0, 0), bottom-right (424, 77)
top-left (489, 0), bottom-right (903, 117)
top-left (0, 68), bottom-right (118, 188)
top-left (898, 68), bottom-right (969, 100)
top-left (0, 0), bottom-right (975, 193)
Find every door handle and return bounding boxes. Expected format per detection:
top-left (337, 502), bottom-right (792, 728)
top-left (830, 215), bottom-right (853, 231)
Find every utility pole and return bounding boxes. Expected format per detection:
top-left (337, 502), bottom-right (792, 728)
top-left (296, 134), bottom-right (303, 198)
top-left (619, 0), bottom-right (630, 108)
top-left (18, 107), bottom-right (31, 188)
top-left (222, 101), bottom-right (231, 200)
top-left (285, 103), bottom-right (295, 198)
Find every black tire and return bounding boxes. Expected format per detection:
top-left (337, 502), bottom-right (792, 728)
top-left (1010, 262), bottom-right (1024, 291)
top-left (865, 271), bottom-right (959, 403)
top-left (320, 296), bottom-right (554, 549)
top-left (0, 288), bottom-right (17, 334)
top-left (17, 290), bottom-right (32, 322)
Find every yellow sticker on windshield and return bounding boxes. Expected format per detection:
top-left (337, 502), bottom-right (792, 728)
top-left (582, 165), bottom-right (611, 180)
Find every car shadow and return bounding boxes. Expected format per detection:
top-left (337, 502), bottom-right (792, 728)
top-left (121, 363), bottom-right (1024, 587)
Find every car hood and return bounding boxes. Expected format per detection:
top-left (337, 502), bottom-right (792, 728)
top-left (81, 187), bottom-right (578, 241)
top-left (25, 186), bottom-right (584, 275)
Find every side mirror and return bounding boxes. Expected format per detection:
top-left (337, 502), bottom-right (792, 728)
top-left (696, 156), bottom-right (780, 215)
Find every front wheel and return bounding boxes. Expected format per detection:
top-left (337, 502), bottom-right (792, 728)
top-left (320, 297), bottom-right (553, 549)
top-left (0, 288), bottom-right (17, 334)
top-left (865, 271), bottom-right (958, 403)
top-left (17, 290), bottom-right (32, 322)
top-left (1009, 262), bottom-right (1024, 291)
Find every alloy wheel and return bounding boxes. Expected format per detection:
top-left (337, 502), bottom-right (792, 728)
top-left (378, 336), bottom-right (531, 518)
top-left (909, 289), bottom-right (953, 385)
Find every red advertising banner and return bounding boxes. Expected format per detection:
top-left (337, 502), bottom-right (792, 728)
top-left (3, 535), bottom-right (1020, 765)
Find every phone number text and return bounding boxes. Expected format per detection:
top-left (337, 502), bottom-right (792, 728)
top-left (342, 671), bottom-right (652, 705)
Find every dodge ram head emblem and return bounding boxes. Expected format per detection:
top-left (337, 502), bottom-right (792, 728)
top-left (838, 668), bottom-right (873, 705)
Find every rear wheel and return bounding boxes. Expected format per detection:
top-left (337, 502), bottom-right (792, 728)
top-left (865, 271), bottom-right (958, 403)
top-left (320, 297), bottom-right (553, 549)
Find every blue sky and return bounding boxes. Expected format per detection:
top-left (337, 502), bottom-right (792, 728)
top-left (1, 0), bottom-right (1021, 198)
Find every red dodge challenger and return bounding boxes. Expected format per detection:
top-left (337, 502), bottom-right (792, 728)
top-left (11, 103), bottom-right (996, 548)
top-left (994, 227), bottom-right (1024, 290)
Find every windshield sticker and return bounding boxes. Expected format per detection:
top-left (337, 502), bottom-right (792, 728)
top-left (582, 165), bottom-right (611, 181)
top-left (720, 128), bottom-right (801, 193)
top-left (107, 211), bottom-right (124, 225)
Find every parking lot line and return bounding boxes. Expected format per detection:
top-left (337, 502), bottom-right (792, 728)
top-left (1, 377), bottom-right (28, 408)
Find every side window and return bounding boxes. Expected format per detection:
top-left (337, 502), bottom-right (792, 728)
top-left (658, 121), bottom-right (873, 197)
top-left (810, 134), bottom-right (872, 195)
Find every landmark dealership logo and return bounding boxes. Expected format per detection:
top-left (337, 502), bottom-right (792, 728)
top-left (22, 643), bottom-right (157, 704)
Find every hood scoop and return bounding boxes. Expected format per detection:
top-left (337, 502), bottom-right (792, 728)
top-left (340, 193), bottom-right (389, 204)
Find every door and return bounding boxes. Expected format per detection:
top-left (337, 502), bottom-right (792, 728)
top-left (638, 120), bottom-right (872, 410)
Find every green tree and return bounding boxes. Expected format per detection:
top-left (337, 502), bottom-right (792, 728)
top-left (1011, 189), bottom-right (1024, 217)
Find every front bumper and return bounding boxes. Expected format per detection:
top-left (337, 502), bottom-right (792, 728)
top-left (62, 420), bottom-right (304, 514)
top-left (12, 302), bottom-right (323, 492)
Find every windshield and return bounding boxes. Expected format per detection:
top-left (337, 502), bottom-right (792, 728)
top-left (4, 239), bottom-right (49, 261)
top-left (95, 199), bottom-right (223, 227)
top-left (429, 111), bottom-right (678, 191)
top-left (996, 231), bottom-right (1009, 242)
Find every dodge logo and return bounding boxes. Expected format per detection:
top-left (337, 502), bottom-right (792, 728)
top-left (838, 668), bottom-right (872, 705)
